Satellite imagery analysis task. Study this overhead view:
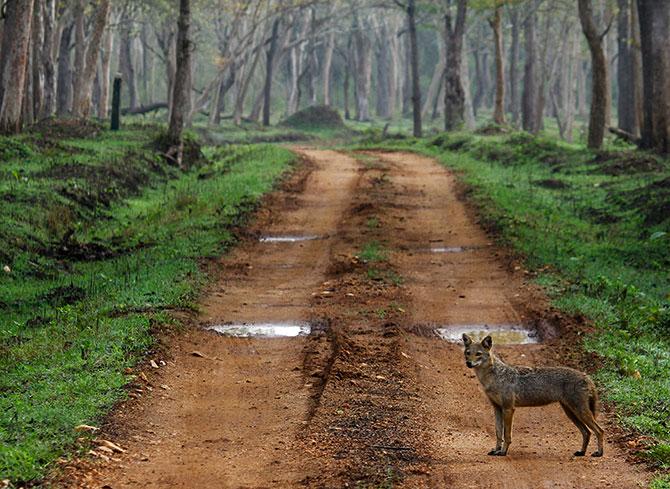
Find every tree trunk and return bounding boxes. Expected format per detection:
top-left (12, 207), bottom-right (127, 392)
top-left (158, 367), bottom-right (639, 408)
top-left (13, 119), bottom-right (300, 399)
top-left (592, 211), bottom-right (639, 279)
top-left (56, 23), bottom-right (74, 116)
top-left (72, 0), bottom-right (85, 105)
top-left (522, 3), bottom-right (539, 133)
top-left (637, 0), bottom-right (670, 153)
top-left (578, 0), bottom-right (610, 149)
top-left (98, 24), bottom-right (114, 118)
top-left (31, 0), bottom-right (44, 120)
top-left (263, 18), bottom-right (280, 126)
top-left (322, 31), bottom-right (335, 106)
top-left (41, 0), bottom-right (57, 118)
top-left (233, 30), bottom-right (264, 125)
top-left (73, 0), bottom-right (111, 118)
top-left (421, 33), bottom-right (445, 120)
top-left (0, 0), bottom-right (35, 133)
top-left (376, 22), bottom-right (394, 119)
top-left (617, 0), bottom-right (640, 136)
top-left (119, 8), bottom-right (138, 110)
top-left (407, 0), bottom-right (422, 137)
top-left (353, 14), bottom-right (372, 121)
top-left (509, 7), bottom-right (521, 124)
top-left (491, 5), bottom-right (506, 125)
top-left (444, 0), bottom-right (468, 131)
top-left (0, 0), bottom-right (19, 108)
top-left (167, 0), bottom-right (192, 156)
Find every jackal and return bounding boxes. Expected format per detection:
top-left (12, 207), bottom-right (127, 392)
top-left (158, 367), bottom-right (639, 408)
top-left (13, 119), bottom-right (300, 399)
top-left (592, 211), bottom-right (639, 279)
top-left (462, 333), bottom-right (604, 457)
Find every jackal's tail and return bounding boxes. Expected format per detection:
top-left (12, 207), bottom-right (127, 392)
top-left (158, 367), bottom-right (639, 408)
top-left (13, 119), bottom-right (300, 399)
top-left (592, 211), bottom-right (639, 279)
top-left (589, 387), bottom-right (600, 418)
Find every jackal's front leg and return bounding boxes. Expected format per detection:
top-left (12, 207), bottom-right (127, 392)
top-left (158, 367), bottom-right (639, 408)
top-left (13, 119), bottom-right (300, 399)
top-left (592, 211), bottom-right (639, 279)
top-left (488, 405), bottom-right (504, 456)
top-left (497, 408), bottom-right (515, 456)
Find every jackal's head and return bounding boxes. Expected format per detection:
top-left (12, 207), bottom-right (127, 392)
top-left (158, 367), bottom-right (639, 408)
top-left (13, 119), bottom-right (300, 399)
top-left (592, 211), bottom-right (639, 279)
top-left (462, 334), bottom-right (493, 369)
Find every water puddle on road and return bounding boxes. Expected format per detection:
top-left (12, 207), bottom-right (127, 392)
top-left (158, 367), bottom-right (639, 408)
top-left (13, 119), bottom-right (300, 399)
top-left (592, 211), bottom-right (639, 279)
top-left (259, 235), bottom-right (320, 243)
top-left (436, 324), bottom-right (538, 345)
top-left (206, 322), bottom-right (311, 338)
top-left (430, 246), bottom-right (465, 253)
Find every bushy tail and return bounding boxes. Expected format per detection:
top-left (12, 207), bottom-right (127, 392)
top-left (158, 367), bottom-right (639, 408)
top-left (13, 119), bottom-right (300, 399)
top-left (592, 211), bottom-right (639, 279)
top-left (589, 387), bottom-right (600, 418)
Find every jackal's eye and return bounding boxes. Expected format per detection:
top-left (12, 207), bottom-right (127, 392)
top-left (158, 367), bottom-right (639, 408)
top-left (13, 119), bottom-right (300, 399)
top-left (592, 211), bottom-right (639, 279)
top-left (476, 352), bottom-right (482, 357)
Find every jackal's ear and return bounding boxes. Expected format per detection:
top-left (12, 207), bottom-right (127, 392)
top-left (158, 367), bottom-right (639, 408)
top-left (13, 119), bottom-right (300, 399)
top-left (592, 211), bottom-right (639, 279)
top-left (462, 333), bottom-right (472, 346)
top-left (481, 335), bottom-right (493, 350)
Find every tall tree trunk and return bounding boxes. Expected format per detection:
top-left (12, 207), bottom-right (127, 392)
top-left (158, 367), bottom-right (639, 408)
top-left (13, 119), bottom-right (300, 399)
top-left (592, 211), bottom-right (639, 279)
top-left (353, 14), bottom-right (372, 121)
top-left (119, 8), bottom-right (138, 110)
top-left (508, 7), bottom-right (521, 124)
top-left (234, 30), bottom-right (264, 125)
top-left (41, 0), bottom-right (57, 118)
top-left (0, 0), bottom-right (19, 108)
top-left (322, 31), bottom-right (335, 106)
top-left (0, 0), bottom-right (35, 133)
top-left (56, 23), bottom-right (74, 116)
top-left (31, 0), bottom-right (44, 120)
top-left (444, 0), bottom-right (468, 131)
top-left (578, 0), bottom-right (610, 149)
top-left (73, 0), bottom-right (111, 118)
top-left (376, 22), bottom-right (394, 119)
top-left (98, 24), bottom-right (114, 118)
top-left (401, 29), bottom-right (412, 116)
top-left (637, 0), bottom-right (670, 153)
top-left (490, 5), bottom-right (506, 125)
top-left (263, 18), bottom-right (280, 126)
top-left (167, 0), bottom-right (192, 156)
top-left (617, 0), bottom-right (639, 136)
top-left (522, 3), bottom-right (539, 133)
top-left (630, 0), bottom-right (644, 136)
top-left (421, 32), bottom-right (445, 120)
top-left (407, 0), bottom-right (422, 137)
top-left (72, 0), bottom-right (85, 105)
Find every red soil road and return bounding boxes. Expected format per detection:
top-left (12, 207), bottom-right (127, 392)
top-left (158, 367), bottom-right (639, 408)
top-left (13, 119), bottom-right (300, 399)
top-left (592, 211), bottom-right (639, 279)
top-left (369, 151), bottom-right (648, 488)
top-left (54, 149), bottom-right (649, 488)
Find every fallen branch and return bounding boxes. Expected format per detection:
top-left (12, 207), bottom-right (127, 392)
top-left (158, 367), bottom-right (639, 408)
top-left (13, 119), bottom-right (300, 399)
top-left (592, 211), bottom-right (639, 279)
top-left (609, 126), bottom-right (641, 145)
top-left (121, 102), bottom-right (168, 115)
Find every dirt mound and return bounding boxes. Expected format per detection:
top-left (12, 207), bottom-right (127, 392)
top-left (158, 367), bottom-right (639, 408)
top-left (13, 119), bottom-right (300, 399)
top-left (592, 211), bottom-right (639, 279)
top-left (590, 150), bottom-right (667, 175)
top-left (29, 118), bottom-right (103, 139)
top-left (624, 176), bottom-right (670, 227)
top-left (280, 105), bottom-right (345, 130)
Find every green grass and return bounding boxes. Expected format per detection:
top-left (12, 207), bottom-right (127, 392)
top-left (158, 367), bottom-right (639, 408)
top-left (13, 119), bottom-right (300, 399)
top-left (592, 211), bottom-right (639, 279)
top-left (359, 241), bottom-right (387, 263)
top-left (0, 127), bottom-right (295, 483)
top-left (360, 131), bottom-right (670, 481)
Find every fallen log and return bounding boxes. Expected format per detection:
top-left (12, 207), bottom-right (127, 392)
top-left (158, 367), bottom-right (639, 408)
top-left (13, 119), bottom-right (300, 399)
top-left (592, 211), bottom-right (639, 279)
top-left (121, 102), bottom-right (168, 115)
top-left (609, 126), bottom-right (641, 145)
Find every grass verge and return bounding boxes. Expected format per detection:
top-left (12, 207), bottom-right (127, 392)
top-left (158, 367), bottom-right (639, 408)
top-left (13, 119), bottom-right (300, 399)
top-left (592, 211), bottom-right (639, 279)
top-left (0, 125), bottom-right (294, 483)
top-left (359, 131), bottom-right (670, 484)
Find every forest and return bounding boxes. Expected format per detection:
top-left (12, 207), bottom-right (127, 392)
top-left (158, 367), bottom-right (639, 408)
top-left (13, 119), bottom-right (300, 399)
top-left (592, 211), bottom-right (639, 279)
top-left (0, 0), bottom-right (669, 488)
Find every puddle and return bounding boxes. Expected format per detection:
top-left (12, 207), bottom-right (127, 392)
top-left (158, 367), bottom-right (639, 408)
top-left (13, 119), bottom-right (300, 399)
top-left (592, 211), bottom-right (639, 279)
top-left (436, 324), bottom-right (538, 345)
top-left (259, 235), bottom-right (320, 243)
top-left (430, 246), bottom-right (465, 253)
top-left (206, 322), bottom-right (311, 338)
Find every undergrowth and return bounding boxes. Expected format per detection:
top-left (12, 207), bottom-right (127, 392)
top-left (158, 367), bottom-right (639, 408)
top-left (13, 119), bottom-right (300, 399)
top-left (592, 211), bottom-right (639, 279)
top-left (361, 131), bottom-right (670, 484)
top-left (0, 126), bottom-right (294, 483)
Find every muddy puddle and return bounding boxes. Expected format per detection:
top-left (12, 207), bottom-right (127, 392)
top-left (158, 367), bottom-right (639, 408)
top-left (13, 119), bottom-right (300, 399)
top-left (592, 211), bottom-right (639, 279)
top-left (206, 322), bottom-right (311, 337)
top-left (436, 324), bottom-right (538, 345)
top-left (259, 235), bottom-right (320, 243)
top-left (425, 244), bottom-right (489, 253)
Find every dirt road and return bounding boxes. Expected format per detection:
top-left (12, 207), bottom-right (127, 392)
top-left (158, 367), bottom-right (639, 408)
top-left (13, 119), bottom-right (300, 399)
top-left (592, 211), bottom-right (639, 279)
top-left (59, 149), bottom-right (649, 488)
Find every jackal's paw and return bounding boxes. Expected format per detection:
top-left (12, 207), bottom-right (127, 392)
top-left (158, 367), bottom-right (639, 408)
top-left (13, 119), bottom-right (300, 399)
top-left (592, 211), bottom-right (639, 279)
top-left (488, 449), bottom-right (506, 456)
top-left (591, 450), bottom-right (603, 457)
top-left (574, 451), bottom-right (586, 457)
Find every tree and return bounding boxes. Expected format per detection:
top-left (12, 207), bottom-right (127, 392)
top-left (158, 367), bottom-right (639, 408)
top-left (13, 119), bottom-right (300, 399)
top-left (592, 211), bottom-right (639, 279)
top-left (0, 0), bottom-right (35, 133)
top-left (406, 0), bottom-right (422, 137)
top-left (637, 0), bottom-right (670, 154)
top-left (73, 0), bottom-right (111, 118)
top-left (578, 0), bottom-right (610, 149)
top-left (617, 0), bottom-right (641, 137)
top-left (489, 2), bottom-right (505, 124)
top-left (444, 0), bottom-right (468, 131)
top-left (167, 0), bottom-right (192, 163)
top-left (521, 1), bottom-right (539, 133)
